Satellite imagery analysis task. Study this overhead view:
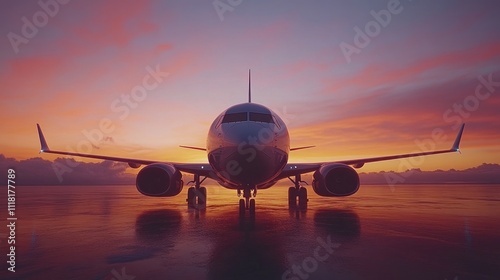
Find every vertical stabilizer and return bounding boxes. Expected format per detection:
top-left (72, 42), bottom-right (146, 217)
top-left (248, 69), bottom-right (251, 103)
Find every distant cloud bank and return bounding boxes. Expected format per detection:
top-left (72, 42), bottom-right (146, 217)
top-left (0, 154), bottom-right (134, 185)
top-left (360, 164), bottom-right (500, 184)
top-left (1, 154), bottom-right (499, 185)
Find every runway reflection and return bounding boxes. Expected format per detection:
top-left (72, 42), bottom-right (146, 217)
top-left (135, 209), bottom-right (183, 244)
top-left (207, 209), bottom-right (296, 279)
top-left (8, 185), bottom-right (498, 279)
top-left (314, 209), bottom-right (361, 241)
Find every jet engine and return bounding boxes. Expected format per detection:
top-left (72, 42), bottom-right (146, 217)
top-left (312, 163), bottom-right (360, 197)
top-left (136, 163), bottom-right (183, 197)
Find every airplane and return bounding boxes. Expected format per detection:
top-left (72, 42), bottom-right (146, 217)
top-left (36, 70), bottom-right (465, 216)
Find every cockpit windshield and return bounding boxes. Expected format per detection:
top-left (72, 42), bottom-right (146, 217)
top-left (249, 112), bottom-right (274, 123)
top-left (221, 112), bottom-right (247, 123)
top-left (221, 111), bottom-right (275, 124)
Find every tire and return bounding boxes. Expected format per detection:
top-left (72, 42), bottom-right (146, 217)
top-left (239, 199), bottom-right (246, 217)
top-left (298, 187), bottom-right (308, 209)
top-left (288, 187), bottom-right (297, 207)
top-left (187, 187), bottom-right (196, 207)
top-left (249, 199), bottom-right (256, 216)
top-left (197, 187), bottom-right (207, 205)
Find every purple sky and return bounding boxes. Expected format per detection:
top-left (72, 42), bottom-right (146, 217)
top-left (1, 0), bottom-right (499, 175)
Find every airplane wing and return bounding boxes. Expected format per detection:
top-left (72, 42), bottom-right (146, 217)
top-left (36, 124), bottom-right (215, 178)
top-left (277, 124), bottom-right (465, 179)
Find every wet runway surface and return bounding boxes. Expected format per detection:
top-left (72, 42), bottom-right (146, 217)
top-left (1, 184), bottom-right (500, 279)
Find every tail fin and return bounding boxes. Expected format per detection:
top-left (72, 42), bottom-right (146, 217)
top-left (248, 69), bottom-right (251, 103)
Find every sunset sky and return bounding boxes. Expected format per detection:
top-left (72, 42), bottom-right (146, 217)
top-left (1, 0), bottom-right (499, 176)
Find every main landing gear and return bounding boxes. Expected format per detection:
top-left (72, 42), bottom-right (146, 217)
top-left (238, 187), bottom-right (256, 217)
top-left (288, 174), bottom-right (308, 209)
top-left (187, 174), bottom-right (207, 209)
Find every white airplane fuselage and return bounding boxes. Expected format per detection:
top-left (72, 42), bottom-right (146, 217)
top-left (207, 103), bottom-right (290, 190)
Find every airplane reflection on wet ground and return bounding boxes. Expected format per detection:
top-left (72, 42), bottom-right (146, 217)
top-left (134, 207), bottom-right (359, 280)
top-left (2, 184), bottom-right (499, 280)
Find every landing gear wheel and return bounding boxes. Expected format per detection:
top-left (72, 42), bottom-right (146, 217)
top-left (249, 199), bottom-right (256, 216)
top-left (298, 187), bottom-right (308, 209)
top-left (197, 187), bottom-right (207, 206)
top-left (187, 174), bottom-right (209, 208)
top-left (288, 187), bottom-right (297, 207)
top-left (239, 199), bottom-right (246, 217)
top-left (187, 187), bottom-right (196, 207)
top-left (288, 174), bottom-right (309, 210)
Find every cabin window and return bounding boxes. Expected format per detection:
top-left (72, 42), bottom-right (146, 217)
top-left (272, 115), bottom-right (281, 129)
top-left (215, 115), bottom-right (224, 128)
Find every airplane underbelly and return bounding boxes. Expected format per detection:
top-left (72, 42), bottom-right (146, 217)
top-left (208, 146), bottom-right (287, 187)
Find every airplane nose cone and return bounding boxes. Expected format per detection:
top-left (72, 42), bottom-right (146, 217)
top-left (222, 122), bottom-right (276, 147)
top-left (208, 122), bottom-right (287, 186)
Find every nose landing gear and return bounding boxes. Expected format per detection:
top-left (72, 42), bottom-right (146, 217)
top-left (238, 187), bottom-right (257, 217)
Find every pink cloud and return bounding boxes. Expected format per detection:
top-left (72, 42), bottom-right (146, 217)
top-left (325, 41), bottom-right (500, 94)
top-left (58, 0), bottom-right (159, 51)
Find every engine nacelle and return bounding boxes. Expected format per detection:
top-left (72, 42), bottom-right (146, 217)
top-left (312, 164), bottom-right (360, 197)
top-left (136, 163), bottom-right (183, 197)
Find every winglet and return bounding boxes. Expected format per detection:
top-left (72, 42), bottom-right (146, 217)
top-left (36, 124), bottom-right (50, 153)
top-left (248, 69), bottom-right (251, 103)
top-left (451, 123), bottom-right (465, 152)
